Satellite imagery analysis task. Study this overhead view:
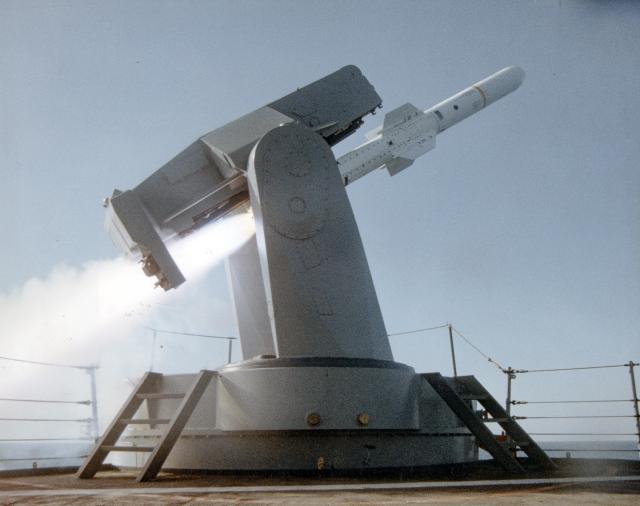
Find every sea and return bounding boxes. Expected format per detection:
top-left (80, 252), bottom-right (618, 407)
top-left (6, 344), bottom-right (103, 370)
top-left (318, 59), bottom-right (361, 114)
top-left (481, 440), bottom-right (639, 461)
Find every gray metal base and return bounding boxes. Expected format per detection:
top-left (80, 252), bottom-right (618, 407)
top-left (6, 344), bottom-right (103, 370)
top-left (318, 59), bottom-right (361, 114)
top-left (126, 431), bottom-right (477, 471)
top-left (115, 359), bottom-right (479, 472)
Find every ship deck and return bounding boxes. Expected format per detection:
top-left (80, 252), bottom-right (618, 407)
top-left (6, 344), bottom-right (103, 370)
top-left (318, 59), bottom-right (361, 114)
top-left (0, 459), bottom-right (638, 505)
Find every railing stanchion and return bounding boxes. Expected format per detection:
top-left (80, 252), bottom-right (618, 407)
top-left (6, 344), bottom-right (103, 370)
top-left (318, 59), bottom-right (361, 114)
top-left (448, 323), bottom-right (458, 378)
top-left (505, 367), bottom-right (514, 417)
top-left (86, 366), bottom-right (99, 443)
top-left (504, 367), bottom-right (517, 455)
top-left (627, 360), bottom-right (640, 459)
top-left (227, 338), bottom-right (233, 364)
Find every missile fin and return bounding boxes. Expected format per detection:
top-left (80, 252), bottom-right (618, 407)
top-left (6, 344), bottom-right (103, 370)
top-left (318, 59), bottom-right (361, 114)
top-left (383, 103), bottom-right (422, 131)
top-left (385, 157), bottom-right (414, 176)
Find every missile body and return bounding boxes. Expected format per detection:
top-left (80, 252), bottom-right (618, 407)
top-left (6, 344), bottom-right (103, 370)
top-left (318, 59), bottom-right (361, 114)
top-left (337, 66), bottom-right (525, 185)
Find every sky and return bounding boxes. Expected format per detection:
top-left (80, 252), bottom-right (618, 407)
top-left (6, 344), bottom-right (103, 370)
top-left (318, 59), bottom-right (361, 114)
top-left (1, 0), bottom-right (639, 444)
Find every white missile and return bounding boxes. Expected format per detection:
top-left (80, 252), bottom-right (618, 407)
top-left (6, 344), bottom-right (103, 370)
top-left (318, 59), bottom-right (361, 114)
top-left (337, 66), bottom-right (525, 185)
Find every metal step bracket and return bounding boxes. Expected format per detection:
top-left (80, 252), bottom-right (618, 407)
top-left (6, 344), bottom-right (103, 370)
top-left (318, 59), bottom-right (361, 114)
top-left (77, 370), bottom-right (215, 482)
top-left (422, 373), bottom-right (556, 473)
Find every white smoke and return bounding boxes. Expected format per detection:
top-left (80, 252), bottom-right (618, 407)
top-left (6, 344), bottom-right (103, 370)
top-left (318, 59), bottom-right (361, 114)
top-left (0, 212), bottom-right (255, 464)
top-left (0, 212), bottom-right (255, 369)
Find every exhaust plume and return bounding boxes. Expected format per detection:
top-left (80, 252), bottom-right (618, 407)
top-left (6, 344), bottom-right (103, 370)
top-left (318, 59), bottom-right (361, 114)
top-left (0, 212), bottom-right (255, 463)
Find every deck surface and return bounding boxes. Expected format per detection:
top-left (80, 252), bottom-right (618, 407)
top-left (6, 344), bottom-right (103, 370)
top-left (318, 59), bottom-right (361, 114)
top-left (0, 459), bottom-right (638, 504)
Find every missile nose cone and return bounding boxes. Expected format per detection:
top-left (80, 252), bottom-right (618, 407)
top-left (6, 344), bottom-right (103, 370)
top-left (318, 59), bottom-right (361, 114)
top-left (505, 65), bottom-right (526, 89)
top-left (473, 66), bottom-right (525, 107)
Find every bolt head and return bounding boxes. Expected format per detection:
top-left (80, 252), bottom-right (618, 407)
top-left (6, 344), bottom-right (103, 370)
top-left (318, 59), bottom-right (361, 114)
top-left (306, 412), bottom-right (321, 426)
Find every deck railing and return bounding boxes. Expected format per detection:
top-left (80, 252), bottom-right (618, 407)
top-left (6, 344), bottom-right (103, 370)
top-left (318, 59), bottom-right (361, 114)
top-left (503, 361), bottom-right (640, 459)
top-left (0, 355), bottom-right (98, 470)
top-left (389, 323), bottom-right (640, 460)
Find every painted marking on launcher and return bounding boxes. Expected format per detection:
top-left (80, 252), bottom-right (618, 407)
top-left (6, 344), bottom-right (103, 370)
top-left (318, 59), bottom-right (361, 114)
top-left (1, 475), bottom-right (640, 497)
top-left (472, 85), bottom-right (488, 108)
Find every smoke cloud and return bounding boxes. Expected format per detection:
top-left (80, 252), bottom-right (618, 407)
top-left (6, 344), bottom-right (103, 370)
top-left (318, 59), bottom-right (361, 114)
top-left (0, 212), bottom-right (255, 367)
top-left (0, 213), bottom-right (255, 467)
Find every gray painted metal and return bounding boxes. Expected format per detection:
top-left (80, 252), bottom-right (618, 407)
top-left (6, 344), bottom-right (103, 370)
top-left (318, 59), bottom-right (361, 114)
top-left (103, 445), bottom-right (155, 452)
top-left (453, 375), bottom-right (556, 470)
top-left (268, 65), bottom-right (381, 145)
top-left (78, 371), bottom-right (216, 481)
top-left (86, 367), bottom-right (99, 442)
top-left (225, 234), bottom-right (275, 359)
top-left (248, 123), bottom-right (392, 360)
top-left (106, 191), bottom-right (185, 290)
top-left (136, 393), bottom-right (185, 400)
top-left (77, 372), bottom-right (161, 478)
top-left (144, 373), bottom-right (218, 431)
top-left (627, 361), bottom-right (640, 459)
top-left (95, 65), bottom-right (528, 473)
top-left (422, 373), bottom-right (525, 474)
top-left (137, 370), bottom-right (215, 482)
top-left (121, 418), bottom-right (171, 424)
top-left (104, 65), bottom-right (381, 291)
top-left (142, 430), bottom-right (477, 471)
top-left (114, 368), bottom-right (476, 471)
top-left (216, 359), bottom-right (418, 431)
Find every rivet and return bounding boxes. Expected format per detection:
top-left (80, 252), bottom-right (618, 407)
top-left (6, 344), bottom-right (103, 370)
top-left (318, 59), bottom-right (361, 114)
top-left (306, 412), bottom-right (321, 426)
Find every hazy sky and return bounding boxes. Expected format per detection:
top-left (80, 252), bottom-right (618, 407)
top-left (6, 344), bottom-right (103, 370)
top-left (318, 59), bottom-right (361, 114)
top-left (1, 0), bottom-right (639, 438)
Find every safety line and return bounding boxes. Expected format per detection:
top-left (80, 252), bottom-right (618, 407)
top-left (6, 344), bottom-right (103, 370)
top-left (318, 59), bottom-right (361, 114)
top-left (517, 363), bottom-right (638, 374)
top-left (512, 399), bottom-right (632, 404)
top-left (516, 415), bottom-right (634, 419)
top-left (538, 448), bottom-right (639, 453)
top-left (0, 418), bottom-right (92, 422)
top-left (451, 326), bottom-right (506, 372)
top-left (0, 398), bottom-right (91, 405)
top-left (0, 438), bottom-right (94, 442)
top-left (529, 432), bottom-right (638, 436)
top-left (0, 355), bottom-right (94, 370)
top-left (0, 455), bottom-right (88, 462)
top-left (387, 324), bottom-right (449, 337)
top-left (143, 327), bottom-right (237, 340)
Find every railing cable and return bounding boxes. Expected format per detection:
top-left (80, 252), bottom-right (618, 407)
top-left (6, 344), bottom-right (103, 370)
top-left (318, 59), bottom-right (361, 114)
top-left (0, 398), bottom-right (91, 405)
top-left (0, 455), bottom-right (88, 462)
top-left (528, 433), bottom-right (638, 436)
top-left (387, 324), bottom-right (449, 337)
top-left (0, 438), bottom-right (94, 442)
top-left (515, 363), bottom-right (638, 374)
top-left (0, 355), bottom-right (94, 370)
top-left (511, 399), bottom-right (633, 405)
top-left (0, 418), bottom-right (92, 422)
top-left (515, 415), bottom-right (634, 420)
top-left (451, 326), bottom-right (506, 372)
top-left (142, 326), bottom-right (237, 340)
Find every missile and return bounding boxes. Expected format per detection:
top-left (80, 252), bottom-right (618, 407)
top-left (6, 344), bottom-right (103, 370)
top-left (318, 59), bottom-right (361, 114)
top-left (337, 66), bottom-right (525, 185)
